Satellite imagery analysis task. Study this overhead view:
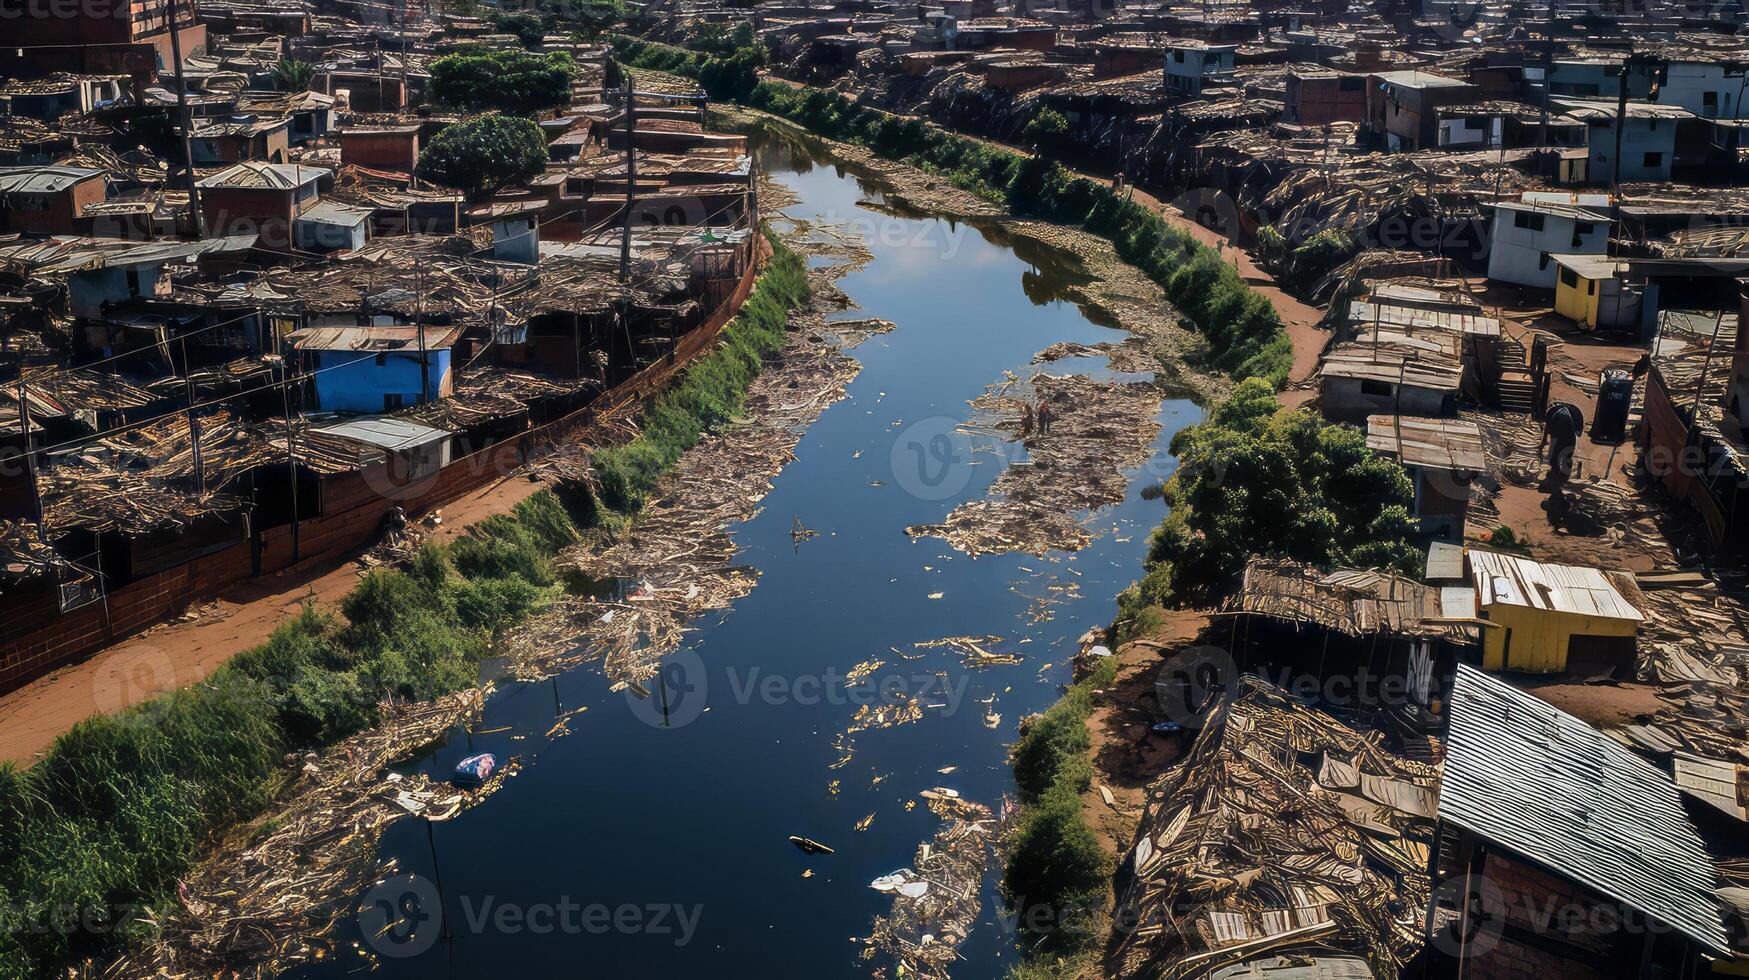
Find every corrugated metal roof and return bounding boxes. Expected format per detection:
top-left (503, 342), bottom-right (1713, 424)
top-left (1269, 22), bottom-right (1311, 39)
top-left (1442, 665), bottom-right (1731, 955)
top-left (0, 165), bottom-right (103, 195)
top-left (313, 417), bottom-right (450, 453)
top-left (1467, 549), bottom-right (1644, 622)
top-left (1210, 956), bottom-right (1374, 979)
top-left (289, 324), bottom-right (463, 352)
top-left (197, 161), bottom-right (328, 190)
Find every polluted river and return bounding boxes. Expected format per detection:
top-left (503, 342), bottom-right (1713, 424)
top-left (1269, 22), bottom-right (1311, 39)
top-left (287, 124), bottom-right (1202, 979)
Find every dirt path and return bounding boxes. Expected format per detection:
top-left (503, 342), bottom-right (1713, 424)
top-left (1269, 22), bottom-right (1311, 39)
top-left (0, 471), bottom-right (555, 766)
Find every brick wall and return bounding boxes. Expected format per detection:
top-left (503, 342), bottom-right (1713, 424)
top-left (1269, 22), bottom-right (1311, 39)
top-left (0, 236), bottom-right (767, 696)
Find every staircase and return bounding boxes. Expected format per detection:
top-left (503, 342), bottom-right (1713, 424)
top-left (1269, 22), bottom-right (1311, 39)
top-left (1494, 338), bottom-right (1536, 413)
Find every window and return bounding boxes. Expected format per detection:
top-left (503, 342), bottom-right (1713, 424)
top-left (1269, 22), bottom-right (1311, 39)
top-left (374, 353), bottom-right (388, 367)
top-left (1643, 151), bottom-right (1664, 168)
top-left (1360, 379), bottom-right (1393, 397)
top-left (1704, 91), bottom-right (1719, 113)
top-left (384, 393), bottom-right (405, 411)
top-left (1560, 268), bottom-right (1579, 287)
top-left (1513, 210), bottom-right (1545, 231)
top-left (1173, 50), bottom-right (1185, 63)
top-left (1339, 75), bottom-right (1363, 91)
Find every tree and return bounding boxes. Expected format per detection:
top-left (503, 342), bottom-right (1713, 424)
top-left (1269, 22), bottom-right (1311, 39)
top-left (1021, 108), bottom-right (1070, 153)
top-left (270, 58), bottom-right (315, 92)
top-left (428, 50), bottom-right (575, 115)
top-left (487, 11), bottom-right (546, 47)
top-left (416, 115), bottom-right (548, 196)
top-left (1129, 379), bottom-right (1422, 609)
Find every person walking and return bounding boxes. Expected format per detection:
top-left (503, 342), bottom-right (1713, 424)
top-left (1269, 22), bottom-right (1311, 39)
top-left (1036, 396), bottom-right (1052, 435)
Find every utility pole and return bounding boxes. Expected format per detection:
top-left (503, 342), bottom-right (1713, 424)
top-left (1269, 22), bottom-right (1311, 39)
top-left (415, 265), bottom-right (429, 404)
top-left (620, 74), bottom-right (637, 284)
top-left (165, 0), bottom-right (205, 237)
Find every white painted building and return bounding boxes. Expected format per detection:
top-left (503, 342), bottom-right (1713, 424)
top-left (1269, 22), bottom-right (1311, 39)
top-left (1656, 59), bottom-right (1748, 119)
top-left (1486, 194), bottom-right (1612, 290)
top-left (1164, 42), bottom-right (1236, 96)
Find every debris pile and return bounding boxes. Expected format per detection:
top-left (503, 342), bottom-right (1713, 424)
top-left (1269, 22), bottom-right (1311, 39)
top-left (863, 791), bottom-right (997, 979)
top-left (112, 689), bottom-right (495, 979)
top-left (1112, 678), bottom-right (1439, 979)
top-left (908, 372), bottom-right (1163, 556)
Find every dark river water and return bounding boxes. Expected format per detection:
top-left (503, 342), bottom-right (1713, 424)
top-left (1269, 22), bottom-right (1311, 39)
top-left (289, 129), bottom-right (1200, 979)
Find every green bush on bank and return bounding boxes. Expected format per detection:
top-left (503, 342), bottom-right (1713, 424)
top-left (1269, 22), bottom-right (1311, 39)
top-left (593, 228), bottom-right (809, 511)
top-left (610, 36), bottom-right (1293, 386)
top-left (0, 488), bottom-right (584, 977)
top-left (1002, 657), bottom-right (1118, 963)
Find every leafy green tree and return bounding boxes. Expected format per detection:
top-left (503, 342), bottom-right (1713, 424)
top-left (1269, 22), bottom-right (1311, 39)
top-left (1131, 379), bottom-right (1422, 608)
top-left (428, 49), bottom-right (575, 115)
top-left (415, 115), bottom-right (548, 196)
top-left (269, 57), bottom-right (315, 92)
top-left (1021, 108), bottom-right (1070, 152)
top-left (544, 0), bottom-right (623, 34)
top-left (487, 11), bottom-right (546, 47)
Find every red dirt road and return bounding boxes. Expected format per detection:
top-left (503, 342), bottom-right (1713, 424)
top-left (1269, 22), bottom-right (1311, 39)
top-left (0, 470), bottom-right (552, 767)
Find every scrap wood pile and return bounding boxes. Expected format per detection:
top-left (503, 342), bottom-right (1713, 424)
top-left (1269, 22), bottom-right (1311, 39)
top-left (1632, 679), bottom-right (1749, 765)
top-left (507, 316), bottom-right (868, 684)
top-left (907, 371), bottom-right (1163, 557)
top-left (111, 689), bottom-right (494, 980)
top-left (1112, 678), bottom-right (1439, 980)
top-left (862, 792), bottom-right (997, 979)
top-left (399, 366), bottom-right (599, 431)
top-left (1252, 149), bottom-right (1539, 246)
top-left (0, 518), bottom-right (64, 588)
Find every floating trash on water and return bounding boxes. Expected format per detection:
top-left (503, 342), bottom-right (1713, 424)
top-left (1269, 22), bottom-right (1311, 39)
top-left (855, 813), bottom-right (875, 832)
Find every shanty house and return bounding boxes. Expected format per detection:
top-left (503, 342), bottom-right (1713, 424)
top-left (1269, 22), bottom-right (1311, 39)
top-left (1549, 253), bottom-right (1637, 331)
top-left (1164, 42), bottom-right (1236, 96)
top-left (1205, 558), bottom-right (1477, 716)
top-left (1466, 549), bottom-right (1643, 675)
top-left (1427, 665), bottom-right (1731, 979)
top-left (290, 325), bottom-right (461, 414)
top-left (1485, 194), bottom-right (1612, 290)
top-left (293, 200), bottom-right (373, 253)
top-left (308, 417), bottom-right (453, 485)
top-left (1367, 70), bottom-right (1476, 151)
top-left (0, 235), bottom-right (257, 322)
top-left (1319, 331), bottom-right (1464, 422)
top-left (197, 162), bottom-right (329, 252)
top-left (1656, 57), bottom-right (1748, 119)
top-left (1550, 98), bottom-right (1689, 184)
top-left (1365, 415), bottom-right (1484, 540)
top-left (0, 166), bottom-right (107, 236)
top-left (1282, 68), bottom-right (1368, 125)
top-left (189, 116), bottom-right (292, 165)
top-left (339, 124), bottom-right (422, 175)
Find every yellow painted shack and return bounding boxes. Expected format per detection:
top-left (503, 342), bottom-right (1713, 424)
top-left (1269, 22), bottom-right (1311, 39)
top-left (1466, 550), bottom-right (1643, 674)
top-left (1549, 253), bottom-right (1641, 331)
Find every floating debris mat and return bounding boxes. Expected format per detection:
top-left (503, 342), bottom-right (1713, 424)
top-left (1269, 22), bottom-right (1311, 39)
top-left (111, 689), bottom-right (497, 979)
top-left (507, 319), bottom-right (874, 685)
top-left (862, 791), bottom-right (998, 979)
top-left (1112, 677), bottom-right (1440, 980)
top-left (907, 372), bottom-right (1163, 556)
top-left (1033, 338), bottom-right (1157, 375)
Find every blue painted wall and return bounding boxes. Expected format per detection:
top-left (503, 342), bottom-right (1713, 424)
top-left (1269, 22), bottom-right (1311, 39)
top-left (310, 349), bottom-right (451, 413)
